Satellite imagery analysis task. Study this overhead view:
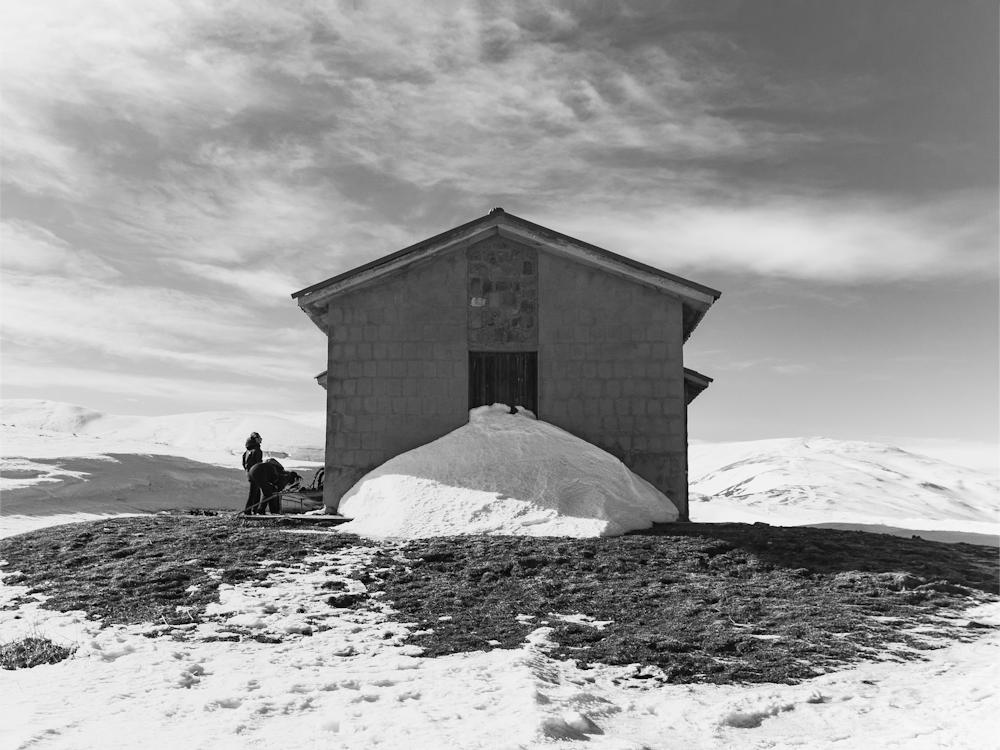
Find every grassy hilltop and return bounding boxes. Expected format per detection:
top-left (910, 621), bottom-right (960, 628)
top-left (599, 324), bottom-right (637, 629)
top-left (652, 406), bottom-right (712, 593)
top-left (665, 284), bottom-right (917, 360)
top-left (2, 515), bottom-right (996, 683)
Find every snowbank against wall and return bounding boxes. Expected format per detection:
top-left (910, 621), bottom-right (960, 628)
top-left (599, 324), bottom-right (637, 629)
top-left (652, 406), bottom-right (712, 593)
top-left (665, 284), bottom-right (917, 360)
top-left (337, 405), bottom-right (678, 539)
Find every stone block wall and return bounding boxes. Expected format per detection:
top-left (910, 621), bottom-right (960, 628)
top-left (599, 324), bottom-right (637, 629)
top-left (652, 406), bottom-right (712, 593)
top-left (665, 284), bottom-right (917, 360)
top-left (322, 251), bottom-right (469, 506)
top-left (467, 238), bottom-right (538, 349)
top-left (537, 251), bottom-right (689, 518)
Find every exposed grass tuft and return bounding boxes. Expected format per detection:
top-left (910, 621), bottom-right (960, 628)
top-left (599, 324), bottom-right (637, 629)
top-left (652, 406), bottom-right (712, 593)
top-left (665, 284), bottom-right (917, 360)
top-left (0, 636), bottom-right (76, 670)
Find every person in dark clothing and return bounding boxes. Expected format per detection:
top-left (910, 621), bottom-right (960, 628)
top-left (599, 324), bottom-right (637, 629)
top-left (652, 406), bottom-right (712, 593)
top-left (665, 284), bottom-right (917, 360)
top-left (242, 433), bottom-right (264, 514)
top-left (247, 459), bottom-right (294, 514)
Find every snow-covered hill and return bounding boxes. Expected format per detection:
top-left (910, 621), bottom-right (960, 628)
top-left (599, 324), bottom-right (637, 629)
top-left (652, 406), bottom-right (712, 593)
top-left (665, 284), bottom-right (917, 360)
top-left (689, 437), bottom-right (999, 528)
top-left (1, 399), bottom-right (325, 461)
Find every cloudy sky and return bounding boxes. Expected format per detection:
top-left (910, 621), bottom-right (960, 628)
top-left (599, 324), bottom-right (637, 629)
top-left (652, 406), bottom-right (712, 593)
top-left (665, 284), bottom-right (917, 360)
top-left (2, 1), bottom-right (997, 471)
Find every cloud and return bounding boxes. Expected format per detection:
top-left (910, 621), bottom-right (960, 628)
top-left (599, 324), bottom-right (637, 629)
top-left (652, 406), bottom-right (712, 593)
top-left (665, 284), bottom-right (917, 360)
top-left (1, 271), bottom-right (322, 383)
top-left (12, 0), bottom-right (973, 289)
top-left (1, 221), bottom-right (121, 280)
top-left (0, 106), bottom-right (92, 198)
top-left (770, 363), bottom-right (815, 375)
top-left (1, 1), bottom-right (249, 195)
top-left (0, 360), bottom-right (306, 413)
top-left (1, 0), bottom-right (994, 421)
top-left (162, 259), bottom-right (302, 304)
top-left (0, 1), bottom-right (788, 209)
top-left (552, 192), bottom-right (997, 282)
top-left (704, 357), bottom-right (815, 374)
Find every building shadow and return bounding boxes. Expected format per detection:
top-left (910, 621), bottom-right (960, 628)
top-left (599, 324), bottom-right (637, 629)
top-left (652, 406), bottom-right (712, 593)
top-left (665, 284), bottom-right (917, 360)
top-left (632, 522), bottom-right (999, 594)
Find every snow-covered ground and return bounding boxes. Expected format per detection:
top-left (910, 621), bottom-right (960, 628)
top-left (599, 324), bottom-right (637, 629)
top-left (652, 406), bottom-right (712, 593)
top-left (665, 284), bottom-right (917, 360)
top-left (2, 547), bottom-right (997, 750)
top-left (2, 400), bottom-right (999, 748)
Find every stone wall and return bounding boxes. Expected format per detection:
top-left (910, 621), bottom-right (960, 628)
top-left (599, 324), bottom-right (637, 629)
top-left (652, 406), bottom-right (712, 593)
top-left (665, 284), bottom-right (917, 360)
top-left (467, 238), bottom-right (538, 349)
top-left (537, 251), bottom-right (689, 518)
top-left (322, 251), bottom-right (469, 506)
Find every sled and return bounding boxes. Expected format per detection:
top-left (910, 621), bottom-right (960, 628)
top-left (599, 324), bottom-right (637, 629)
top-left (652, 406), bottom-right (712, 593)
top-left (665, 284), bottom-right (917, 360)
top-left (275, 487), bottom-right (325, 514)
top-left (235, 467), bottom-right (350, 525)
top-left (238, 512), bottom-right (352, 528)
top-left (236, 492), bottom-right (351, 526)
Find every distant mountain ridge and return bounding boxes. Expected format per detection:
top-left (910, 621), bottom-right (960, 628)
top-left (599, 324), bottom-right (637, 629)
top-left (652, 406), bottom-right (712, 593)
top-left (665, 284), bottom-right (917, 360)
top-left (4, 401), bottom-right (997, 526)
top-left (1, 400), bottom-right (326, 461)
top-left (689, 437), bottom-right (998, 524)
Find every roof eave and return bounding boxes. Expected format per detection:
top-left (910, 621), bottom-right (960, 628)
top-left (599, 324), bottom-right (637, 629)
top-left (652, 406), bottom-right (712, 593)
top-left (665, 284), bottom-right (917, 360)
top-left (683, 367), bottom-right (714, 405)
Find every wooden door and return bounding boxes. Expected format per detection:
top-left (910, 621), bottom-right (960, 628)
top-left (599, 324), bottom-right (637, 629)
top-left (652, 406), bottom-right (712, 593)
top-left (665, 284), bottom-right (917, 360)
top-left (468, 352), bottom-right (538, 414)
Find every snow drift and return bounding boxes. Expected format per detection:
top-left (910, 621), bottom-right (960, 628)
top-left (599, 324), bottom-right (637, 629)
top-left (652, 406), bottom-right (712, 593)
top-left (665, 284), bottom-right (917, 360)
top-left (337, 405), bottom-right (678, 538)
top-left (1, 399), bottom-right (325, 461)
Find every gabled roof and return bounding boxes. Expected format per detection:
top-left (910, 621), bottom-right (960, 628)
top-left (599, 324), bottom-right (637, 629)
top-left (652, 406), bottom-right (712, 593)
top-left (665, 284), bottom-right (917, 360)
top-left (293, 208), bottom-right (721, 341)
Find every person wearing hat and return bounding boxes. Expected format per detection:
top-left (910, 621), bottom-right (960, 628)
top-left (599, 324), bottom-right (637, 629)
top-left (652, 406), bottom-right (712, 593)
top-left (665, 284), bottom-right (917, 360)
top-left (242, 432), bottom-right (264, 514)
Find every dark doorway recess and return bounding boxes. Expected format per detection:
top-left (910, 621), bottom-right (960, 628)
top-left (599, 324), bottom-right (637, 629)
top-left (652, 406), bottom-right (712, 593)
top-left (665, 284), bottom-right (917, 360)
top-left (469, 351), bottom-right (538, 414)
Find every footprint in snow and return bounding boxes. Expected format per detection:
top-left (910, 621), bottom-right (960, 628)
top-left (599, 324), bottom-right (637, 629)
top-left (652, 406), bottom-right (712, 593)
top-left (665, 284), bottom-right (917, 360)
top-left (171, 662), bottom-right (206, 689)
top-left (539, 711), bottom-right (603, 740)
top-left (204, 697), bottom-right (243, 710)
top-left (718, 690), bottom-right (826, 729)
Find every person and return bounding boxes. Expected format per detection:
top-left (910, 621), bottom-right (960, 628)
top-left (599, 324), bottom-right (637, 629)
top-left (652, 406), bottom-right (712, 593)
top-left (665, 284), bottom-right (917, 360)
top-left (242, 432), bottom-right (264, 514)
top-left (247, 458), bottom-right (295, 514)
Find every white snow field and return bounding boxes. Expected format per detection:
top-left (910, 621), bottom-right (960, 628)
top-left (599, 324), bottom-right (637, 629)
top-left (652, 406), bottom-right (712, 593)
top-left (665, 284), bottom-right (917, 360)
top-left (2, 400), bottom-right (999, 748)
top-left (688, 437), bottom-right (999, 546)
top-left (337, 404), bottom-right (678, 538)
top-left (2, 399), bottom-right (326, 460)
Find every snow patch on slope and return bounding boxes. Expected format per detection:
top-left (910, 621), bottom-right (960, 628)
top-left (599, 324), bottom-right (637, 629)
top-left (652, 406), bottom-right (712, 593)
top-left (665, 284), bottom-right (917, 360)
top-left (338, 405), bottom-right (677, 538)
top-left (690, 437), bottom-right (999, 528)
top-left (1, 453), bottom-right (245, 515)
top-left (0, 401), bottom-right (326, 537)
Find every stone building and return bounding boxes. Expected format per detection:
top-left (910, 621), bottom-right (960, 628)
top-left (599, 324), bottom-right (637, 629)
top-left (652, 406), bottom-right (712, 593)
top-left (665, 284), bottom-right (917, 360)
top-left (292, 209), bottom-right (720, 520)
